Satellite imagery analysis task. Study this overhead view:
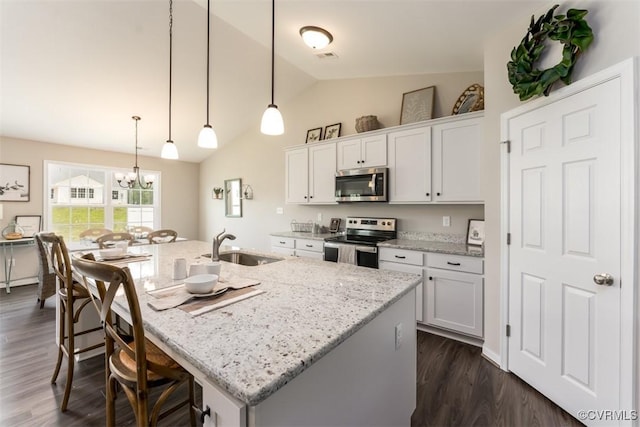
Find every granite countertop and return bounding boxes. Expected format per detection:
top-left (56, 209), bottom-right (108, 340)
top-left (107, 241), bottom-right (420, 406)
top-left (378, 239), bottom-right (484, 258)
top-left (270, 231), bottom-right (337, 240)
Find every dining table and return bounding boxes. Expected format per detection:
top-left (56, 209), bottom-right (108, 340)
top-left (72, 239), bottom-right (420, 427)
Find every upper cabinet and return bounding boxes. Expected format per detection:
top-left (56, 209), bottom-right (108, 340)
top-left (337, 134), bottom-right (387, 170)
top-left (387, 126), bottom-right (432, 202)
top-left (285, 142), bottom-right (337, 204)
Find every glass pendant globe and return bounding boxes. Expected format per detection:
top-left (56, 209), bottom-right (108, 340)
top-left (198, 125), bottom-right (218, 149)
top-left (161, 140), bottom-right (179, 159)
top-left (260, 105), bottom-right (284, 135)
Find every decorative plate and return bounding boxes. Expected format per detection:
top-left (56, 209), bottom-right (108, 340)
top-left (452, 84), bottom-right (484, 115)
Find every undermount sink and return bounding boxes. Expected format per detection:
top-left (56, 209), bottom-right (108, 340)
top-left (203, 251), bottom-right (284, 266)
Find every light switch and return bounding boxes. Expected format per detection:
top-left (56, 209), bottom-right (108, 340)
top-left (276, 207), bottom-right (283, 214)
top-left (442, 216), bottom-right (451, 227)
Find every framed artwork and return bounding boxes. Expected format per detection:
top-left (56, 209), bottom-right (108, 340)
top-left (0, 163), bottom-right (30, 202)
top-left (466, 219), bottom-right (485, 246)
top-left (329, 217), bottom-right (341, 232)
top-left (15, 215), bottom-right (41, 237)
top-left (400, 86), bottom-right (435, 125)
top-left (452, 84), bottom-right (484, 115)
top-left (306, 127), bottom-right (322, 144)
top-left (324, 123), bottom-right (342, 140)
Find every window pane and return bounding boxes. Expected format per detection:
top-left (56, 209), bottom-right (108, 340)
top-left (89, 207), bottom-right (104, 224)
top-left (128, 190), bottom-right (141, 205)
top-left (141, 190), bottom-right (154, 205)
top-left (52, 207), bottom-right (70, 225)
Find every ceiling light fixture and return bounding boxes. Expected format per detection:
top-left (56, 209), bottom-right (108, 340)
top-left (198, 0), bottom-right (218, 149)
top-left (161, 0), bottom-right (179, 159)
top-left (260, 0), bottom-right (284, 136)
top-left (299, 26), bottom-right (333, 49)
top-left (116, 116), bottom-right (154, 189)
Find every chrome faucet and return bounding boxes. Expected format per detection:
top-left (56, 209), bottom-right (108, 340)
top-left (211, 229), bottom-right (236, 261)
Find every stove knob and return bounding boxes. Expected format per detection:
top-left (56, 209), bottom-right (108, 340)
top-left (381, 221), bottom-right (386, 226)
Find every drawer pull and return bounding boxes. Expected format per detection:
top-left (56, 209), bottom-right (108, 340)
top-left (193, 405), bottom-right (211, 423)
top-left (394, 255), bottom-right (406, 259)
top-left (446, 261), bottom-right (461, 266)
top-left (305, 244), bottom-right (313, 247)
top-left (279, 241), bottom-right (286, 244)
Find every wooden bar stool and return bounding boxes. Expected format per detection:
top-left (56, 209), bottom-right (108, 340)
top-left (147, 229), bottom-right (178, 244)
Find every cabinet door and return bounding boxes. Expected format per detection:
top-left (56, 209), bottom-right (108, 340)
top-left (295, 249), bottom-right (324, 260)
top-left (271, 246), bottom-right (295, 256)
top-left (432, 117), bottom-right (483, 202)
top-left (336, 138), bottom-right (362, 170)
top-left (425, 268), bottom-right (483, 337)
top-left (308, 143), bottom-right (337, 204)
top-left (361, 134), bottom-right (387, 167)
top-left (387, 126), bottom-right (431, 202)
top-left (379, 260), bottom-right (424, 323)
top-left (285, 147), bottom-right (309, 203)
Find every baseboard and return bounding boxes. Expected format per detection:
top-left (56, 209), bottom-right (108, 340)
top-left (4, 277), bottom-right (38, 289)
top-left (417, 323), bottom-right (484, 348)
top-left (482, 344), bottom-right (503, 369)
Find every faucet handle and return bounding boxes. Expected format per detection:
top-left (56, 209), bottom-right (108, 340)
top-left (215, 229), bottom-right (226, 241)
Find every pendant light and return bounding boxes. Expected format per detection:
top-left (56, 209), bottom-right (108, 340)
top-left (197, 0), bottom-right (218, 148)
top-left (260, 0), bottom-right (284, 136)
top-left (161, 0), bottom-right (179, 159)
top-left (116, 116), bottom-right (155, 189)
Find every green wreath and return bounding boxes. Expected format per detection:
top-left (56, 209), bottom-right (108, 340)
top-left (507, 4), bottom-right (594, 101)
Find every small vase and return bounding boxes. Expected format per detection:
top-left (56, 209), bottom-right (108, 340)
top-left (2, 220), bottom-right (25, 240)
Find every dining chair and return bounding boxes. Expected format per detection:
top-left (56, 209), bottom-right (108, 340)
top-left (129, 225), bottom-right (153, 239)
top-left (38, 232), bottom-right (104, 412)
top-left (79, 228), bottom-right (112, 240)
top-left (147, 229), bottom-right (178, 244)
top-left (96, 232), bottom-right (134, 249)
top-left (72, 253), bottom-right (196, 427)
top-left (34, 233), bottom-right (57, 308)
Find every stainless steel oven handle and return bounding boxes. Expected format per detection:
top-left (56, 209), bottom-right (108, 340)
top-left (355, 246), bottom-right (377, 253)
top-left (324, 242), bottom-right (340, 249)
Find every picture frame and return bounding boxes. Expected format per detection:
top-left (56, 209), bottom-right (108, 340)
top-left (400, 86), bottom-right (435, 125)
top-left (329, 217), bottom-right (341, 232)
top-left (15, 215), bottom-right (41, 237)
top-left (306, 127), bottom-right (323, 144)
top-left (466, 219), bottom-right (485, 246)
top-left (452, 83), bottom-right (484, 115)
top-left (0, 163), bottom-right (30, 202)
top-left (324, 123), bottom-right (342, 140)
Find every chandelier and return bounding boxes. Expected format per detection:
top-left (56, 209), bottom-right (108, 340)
top-left (115, 116), bottom-right (154, 189)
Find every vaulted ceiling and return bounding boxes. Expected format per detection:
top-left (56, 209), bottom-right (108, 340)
top-left (0, 0), bottom-right (545, 162)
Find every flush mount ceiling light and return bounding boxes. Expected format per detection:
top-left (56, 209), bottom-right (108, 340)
top-left (299, 26), bottom-right (333, 49)
top-left (260, 0), bottom-right (284, 136)
top-left (116, 116), bottom-right (155, 189)
top-left (197, 0), bottom-right (218, 149)
top-left (161, 0), bottom-right (179, 159)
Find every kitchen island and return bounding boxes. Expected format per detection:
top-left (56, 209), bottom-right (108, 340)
top-left (75, 240), bottom-right (421, 426)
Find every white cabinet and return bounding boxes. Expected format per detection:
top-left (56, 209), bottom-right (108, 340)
top-left (387, 126), bottom-right (432, 203)
top-left (337, 134), bottom-right (386, 170)
top-left (379, 247), bottom-right (424, 322)
top-left (432, 116), bottom-right (483, 202)
top-left (425, 253), bottom-right (484, 338)
top-left (270, 236), bottom-right (295, 256)
top-left (270, 236), bottom-right (324, 259)
top-left (285, 142), bottom-right (337, 204)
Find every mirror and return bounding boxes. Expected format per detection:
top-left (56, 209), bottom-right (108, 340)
top-left (225, 178), bottom-right (242, 217)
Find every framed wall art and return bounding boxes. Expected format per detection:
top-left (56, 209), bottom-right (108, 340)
top-left (15, 215), bottom-right (41, 237)
top-left (0, 163), bottom-right (30, 202)
top-left (466, 219), bottom-right (485, 246)
top-left (400, 86), bottom-right (435, 125)
top-left (306, 127), bottom-right (322, 143)
top-left (324, 123), bottom-right (342, 140)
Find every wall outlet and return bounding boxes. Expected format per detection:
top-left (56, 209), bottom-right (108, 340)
top-left (442, 216), bottom-right (451, 227)
top-left (317, 212), bottom-right (323, 222)
top-left (395, 323), bottom-right (403, 350)
top-left (276, 207), bottom-right (283, 214)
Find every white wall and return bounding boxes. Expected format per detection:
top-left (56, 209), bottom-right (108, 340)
top-left (481, 0), bottom-right (640, 386)
top-left (199, 71), bottom-right (485, 249)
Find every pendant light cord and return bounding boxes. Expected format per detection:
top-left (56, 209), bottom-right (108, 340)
top-left (168, 0), bottom-right (173, 141)
top-left (134, 116), bottom-right (139, 168)
top-left (206, 0), bottom-right (211, 124)
top-left (270, 0), bottom-right (275, 105)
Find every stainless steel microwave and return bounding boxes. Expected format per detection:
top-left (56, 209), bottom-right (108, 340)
top-left (335, 167), bottom-right (388, 202)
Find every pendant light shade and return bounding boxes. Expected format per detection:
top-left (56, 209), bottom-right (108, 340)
top-left (261, 0), bottom-right (284, 136)
top-left (198, 0), bottom-right (218, 149)
top-left (162, 0), bottom-right (179, 159)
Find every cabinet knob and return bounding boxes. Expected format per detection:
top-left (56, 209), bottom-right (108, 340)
top-left (426, 193), bottom-right (430, 197)
top-left (304, 196), bottom-right (308, 199)
top-left (428, 276), bottom-right (433, 281)
top-left (309, 195), bottom-right (313, 199)
top-left (437, 192), bottom-right (441, 196)
top-left (193, 405), bottom-right (211, 423)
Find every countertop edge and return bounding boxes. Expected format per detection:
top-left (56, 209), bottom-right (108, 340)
top-left (378, 239), bottom-right (484, 258)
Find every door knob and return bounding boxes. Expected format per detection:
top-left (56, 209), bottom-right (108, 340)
top-left (593, 273), bottom-right (614, 286)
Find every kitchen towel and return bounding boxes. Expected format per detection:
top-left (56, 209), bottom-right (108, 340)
top-left (337, 244), bottom-right (356, 264)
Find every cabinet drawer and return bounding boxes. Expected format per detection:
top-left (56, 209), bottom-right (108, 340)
top-left (270, 236), bottom-right (295, 249)
top-left (295, 239), bottom-right (323, 253)
top-left (379, 248), bottom-right (424, 266)
top-left (426, 253), bottom-right (483, 274)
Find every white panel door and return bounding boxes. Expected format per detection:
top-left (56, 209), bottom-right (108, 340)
top-left (387, 126), bottom-right (431, 202)
top-left (507, 78), bottom-right (621, 424)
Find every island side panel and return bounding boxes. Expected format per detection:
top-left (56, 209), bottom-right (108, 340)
top-left (249, 290), bottom-right (417, 427)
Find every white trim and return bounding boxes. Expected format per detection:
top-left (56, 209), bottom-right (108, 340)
top-left (481, 343), bottom-right (501, 367)
top-left (499, 57), bottom-right (638, 418)
top-left (417, 323), bottom-right (484, 348)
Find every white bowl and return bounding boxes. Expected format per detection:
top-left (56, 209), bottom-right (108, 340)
top-left (99, 248), bottom-right (123, 259)
top-left (184, 274), bottom-right (218, 294)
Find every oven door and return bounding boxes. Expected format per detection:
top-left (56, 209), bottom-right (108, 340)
top-left (355, 245), bottom-right (378, 269)
top-left (324, 242), bottom-right (339, 262)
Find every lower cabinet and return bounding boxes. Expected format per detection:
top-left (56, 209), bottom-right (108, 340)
top-left (270, 236), bottom-right (324, 259)
top-left (379, 247), bottom-right (484, 339)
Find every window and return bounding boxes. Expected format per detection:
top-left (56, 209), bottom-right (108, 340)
top-left (45, 161), bottom-right (160, 242)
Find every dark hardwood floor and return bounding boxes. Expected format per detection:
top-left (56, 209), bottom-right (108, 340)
top-left (1, 284), bottom-right (583, 426)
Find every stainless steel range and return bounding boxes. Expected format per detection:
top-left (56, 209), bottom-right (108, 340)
top-left (324, 217), bottom-right (397, 268)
